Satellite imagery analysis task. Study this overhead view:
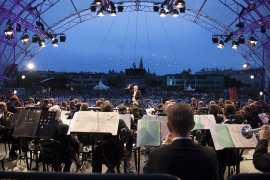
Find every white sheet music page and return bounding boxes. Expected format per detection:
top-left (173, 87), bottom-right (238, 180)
top-left (146, 108), bottom-right (155, 115)
top-left (97, 112), bottom-right (119, 136)
top-left (227, 124), bottom-right (257, 148)
top-left (258, 113), bottom-right (269, 124)
top-left (160, 120), bottom-right (169, 141)
top-left (120, 114), bottom-right (131, 129)
top-left (71, 111), bottom-right (97, 133)
top-left (200, 115), bottom-right (216, 129)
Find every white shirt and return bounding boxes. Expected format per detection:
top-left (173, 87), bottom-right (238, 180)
top-left (222, 119), bottom-right (234, 124)
top-left (173, 137), bottom-right (192, 141)
top-left (132, 91), bottom-right (137, 102)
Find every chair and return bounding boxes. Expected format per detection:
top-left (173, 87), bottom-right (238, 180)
top-left (95, 139), bottom-right (124, 173)
top-left (39, 139), bottom-right (63, 172)
top-left (228, 173), bottom-right (270, 180)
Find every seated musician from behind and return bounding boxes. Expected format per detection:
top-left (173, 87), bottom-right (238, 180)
top-left (210, 101), bottom-right (216, 105)
top-left (218, 98), bottom-right (224, 107)
top-left (50, 98), bottom-right (55, 106)
top-left (68, 103), bottom-right (81, 119)
top-left (231, 99), bottom-right (240, 111)
top-left (209, 104), bottom-right (223, 124)
top-left (222, 104), bottom-right (236, 124)
top-left (46, 106), bottom-right (79, 172)
top-left (190, 98), bottom-right (197, 110)
top-left (253, 125), bottom-right (270, 172)
top-left (93, 102), bottom-right (134, 173)
top-left (80, 103), bottom-right (88, 111)
top-left (40, 99), bottom-right (50, 111)
top-left (74, 99), bottom-right (78, 105)
top-left (61, 101), bottom-right (70, 111)
top-left (132, 106), bottom-right (141, 125)
top-left (69, 100), bottom-right (75, 110)
top-left (0, 102), bottom-right (20, 158)
top-left (133, 101), bottom-right (143, 117)
top-left (6, 97), bottom-right (19, 113)
top-left (143, 103), bottom-right (218, 180)
top-left (248, 99), bottom-right (253, 106)
top-left (241, 106), bottom-right (255, 128)
top-left (225, 100), bottom-right (232, 105)
top-left (198, 101), bottom-right (204, 107)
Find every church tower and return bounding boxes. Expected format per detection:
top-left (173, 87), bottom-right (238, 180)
top-left (139, 57), bottom-right (143, 69)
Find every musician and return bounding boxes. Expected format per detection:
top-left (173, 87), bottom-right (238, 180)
top-left (6, 97), bottom-right (18, 113)
top-left (40, 99), bottom-right (51, 111)
top-left (248, 99), bottom-right (253, 106)
top-left (143, 103), bottom-right (218, 180)
top-left (67, 103), bottom-right (81, 119)
top-left (131, 106), bottom-right (141, 126)
top-left (190, 98), bottom-right (197, 110)
top-left (80, 103), bottom-right (88, 111)
top-left (61, 101), bottom-right (70, 111)
top-left (74, 99), bottom-right (78, 105)
top-left (93, 102), bottom-right (134, 173)
top-left (25, 98), bottom-right (34, 107)
top-left (210, 101), bottom-right (216, 105)
top-left (253, 125), bottom-right (270, 172)
top-left (225, 100), bottom-right (232, 105)
top-left (133, 101), bottom-right (143, 117)
top-left (0, 102), bottom-right (19, 158)
top-left (45, 105), bottom-right (80, 172)
top-left (198, 101), bottom-right (204, 107)
top-left (218, 98), bottom-right (224, 107)
top-left (8, 90), bottom-right (21, 109)
top-left (241, 106), bottom-right (255, 128)
top-left (70, 100), bottom-right (75, 110)
top-left (127, 85), bottom-right (141, 103)
top-left (50, 98), bottom-right (55, 106)
top-left (222, 104), bottom-right (236, 124)
top-left (209, 104), bottom-right (223, 124)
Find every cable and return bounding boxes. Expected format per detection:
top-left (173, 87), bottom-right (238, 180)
top-left (145, 10), bottom-right (151, 64)
top-left (97, 16), bottom-right (117, 63)
top-left (135, 10), bottom-right (138, 65)
top-left (159, 17), bottom-right (177, 65)
top-left (120, 12), bottom-right (131, 65)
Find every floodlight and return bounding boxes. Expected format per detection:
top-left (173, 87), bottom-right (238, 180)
top-left (110, 9), bottom-right (117, 16)
top-left (97, 9), bottom-right (105, 16)
top-left (52, 39), bottom-right (58, 47)
top-left (39, 39), bottom-right (46, 47)
top-left (212, 35), bottom-right (218, 43)
top-left (249, 36), bottom-right (258, 44)
top-left (232, 41), bottom-right (239, 49)
top-left (243, 63), bottom-right (249, 68)
top-left (28, 63), bottom-right (34, 69)
top-left (238, 35), bottom-right (245, 44)
top-left (21, 34), bottom-right (29, 42)
top-left (159, 9), bottom-right (166, 17)
top-left (153, 6), bottom-right (159, 12)
top-left (4, 27), bottom-right (14, 39)
top-left (32, 34), bottom-right (40, 43)
top-left (118, 6), bottom-right (123, 12)
top-left (217, 40), bottom-right (224, 49)
top-left (91, 5), bottom-right (96, 12)
top-left (95, 0), bottom-right (102, 8)
top-left (236, 22), bottom-right (244, 28)
top-left (175, 0), bottom-right (185, 8)
top-left (250, 74), bottom-right (256, 79)
top-left (172, 9), bottom-right (179, 17)
top-left (36, 21), bottom-right (44, 31)
top-left (60, 33), bottom-right (66, 42)
top-left (14, 90), bottom-right (17, 95)
top-left (22, 75), bottom-right (25, 79)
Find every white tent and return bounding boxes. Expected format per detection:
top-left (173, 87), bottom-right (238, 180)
top-left (185, 85), bottom-right (195, 92)
top-left (93, 80), bottom-right (109, 90)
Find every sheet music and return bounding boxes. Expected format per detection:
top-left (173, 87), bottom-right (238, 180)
top-left (120, 114), bottom-right (131, 129)
top-left (146, 108), bottom-right (155, 115)
top-left (0, 114), bottom-right (3, 118)
top-left (227, 124), bottom-right (257, 148)
top-left (209, 124), bottom-right (234, 150)
top-left (143, 115), bottom-right (158, 119)
top-left (200, 115), bottom-right (216, 129)
top-left (258, 113), bottom-right (269, 124)
top-left (160, 120), bottom-right (169, 141)
top-left (62, 119), bottom-right (71, 127)
top-left (69, 112), bottom-right (119, 136)
top-left (137, 120), bottom-right (160, 147)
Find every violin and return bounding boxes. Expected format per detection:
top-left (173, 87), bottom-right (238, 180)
top-left (236, 110), bottom-right (246, 116)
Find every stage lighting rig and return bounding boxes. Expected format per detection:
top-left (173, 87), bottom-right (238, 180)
top-left (261, 26), bottom-right (266, 33)
top-left (52, 39), bottom-right (58, 47)
top-left (246, 3), bottom-right (255, 12)
top-left (248, 31), bottom-right (257, 47)
top-left (16, 24), bottom-right (21, 32)
top-left (212, 35), bottom-right (219, 43)
top-left (21, 34), bottom-right (29, 42)
top-left (260, 91), bottom-right (266, 96)
top-left (250, 74), bottom-right (257, 79)
top-left (60, 33), bottom-right (66, 42)
top-left (238, 35), bottom-right (245, 44)
top-left (232, 41), bottom-right (239, 49)
top-left (110, 9), bottom-right (117, 16)
top-left (91, 5), bottom-right (96, 12)
top-left (39, 39), bottom-right (46, 47)
top-left (153, 5), bottom-right (159, 12)
top-left (236, 22), bottom-right (244, 28)
top-left (94, 0), bottom-right (102, 8)
top-left (118, 5), bottom-right (123, 12)
top-left (175, 0), bottom-right (185, 8)
top-left (243, 63), bottom-right (249, 68)
top-left (159, 9), bottom-right (167, 17)
top-left (172, 9), bottom-right (179, 17)
top-left (97, 8), bottom-right (105, 16)
top-left (4, 26), bottom-right (14, 39)
top-left (32, 34), bottom-right (40, 43)
top-left (36, 21), bottom-right (44, 31)
top-left (217, 40), bottom-right (224, 49)
top-left (45, 32), bottom-right (55, 40)
top-left (109, 1), bottom-right (117, 16)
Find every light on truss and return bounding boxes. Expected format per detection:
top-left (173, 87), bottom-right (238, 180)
top-left (97, 9), bottom-right (105, 16)
top-left (60, 33), bottom-right (66, 42)
top-left (110, 9), bottom-right (117, 16)
top-left (21, 34), bottom-right (29, 42)
top-left (159, 9), bottom-right (167, 17)
top-left (16, 24), bottom-right (21, 32)
top-left (243, 63), bottom-right (249, 68)
top-left (95, 0), bottom-right (102, 8)
top-left (250, 74), bottom-right (256, 79)
top-left (261, 26), bottom-right (266, 33)
top-left (175, 0), bottom-right (185, 8)
top-left (172, 9), bottom-right (179, 17)
top-left (27, 63), bottom-right (34, 69)
top-left (118, 6), bottom-right (123, 12)
top-left (4, 27), bottom-right (14, 39)
top-left (153, 6), bottom-right (159, 12)
top-left (39, 39), bottom-right (46, 47)
top-left (249, 36), bottom-right (258, 44)
top-left (212, 35), bottom-right (218, 43)
top-left (232, 41), bottom-right (239, 49)
top-left (32, 34), bottom-right (40, 43)
top-left (22, 75), bottom-right (25, 79)
top-left (217, 40), bottom-right (224, 49)
top-left (52, 39), bottom-right (58, 47)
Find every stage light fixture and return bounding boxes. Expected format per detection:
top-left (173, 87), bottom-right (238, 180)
top-left (243, 63), bottom-right (249, 68)
top-left (261, 26), bottom-right (266, 33)
top-left (179, 6), bottom-right (185, 13)
top-left (14, 90), bottom-right (17, 95)
top-left (95, 0), bottom-right (102, 8)
top-left (45, 32), bottom-right (55, 40)
top-left (212, 35), bottom-right (219, 43)
top-left (260, 91), bottom-right (263, 96)
top-left (36, 21), bottom-right (44, 31)
top-left (32, 34), bottom-right (40, 43)
top-left (172, 9), bottom-right (179, 17)
top-left (248, 42), bottom-right (256, 47)
top-left (238, 35), bottom-right (245, 44)
top-left (60, 33), bottom-right (66, 42)
top-left (91, 5), bottom-right (96, 12)
top-left (217, 40), bottom-right (224, 49)
top-left (153, 6), bottom-right (159, 12)
top-left (118, 6), bottom-right (123, 12)
top-left (236, 22), bottom-right (244, 28)
top-left (159, 9), bottom-right (167, 17)
top-left (16, 24), bottom-right (21, 32)
top-left (28, 63), bottom-right (34, 69)
top-left (97, 9), bottom-right (105, 16)
top-left (175, 0), bottom-right (185, 8)
top-left (249, 36), bottom-right (258, 44)
top-left (232, 41), bottom-right (239, 49)
top-left (52, 39), bottom-right (58, 47)
top-left (39, 39), bottom-right (46, 47)
top-left (4, 27), bottom-right (14, 39)
top-left (22, 75), bottom-right (25, 79)
top-left (250, 74), bottom-right (256, 79)
top-left (21, 34), bottom-right (29, 42)
top-left (110, 9), bottom-right (117, 16)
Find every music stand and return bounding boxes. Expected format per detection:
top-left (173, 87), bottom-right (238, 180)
top-left (5, 113), bottom-right (20, 129)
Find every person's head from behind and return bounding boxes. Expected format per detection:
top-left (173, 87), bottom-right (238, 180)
top-left (48, 105), bottom-right (61, 121)
top-left (210, 101), bottom-right (216, 105)
top-left (243, 105), bottom-right (251, 114)
top-left (101, 102), bottom-right (114, 112)
top-left (157, 104), bottom-right (163, 109)
top-left (74, 99), bottom-right (78, 104)
top-left (75, 103), bottom-right (81, 111)
top-left (118, 104), bottom-right (127, 114)
top-left (248, 99), bottom-right (253, 105)
top-left (132, 106), bottom-right (139, 117)
top-left (209, 104), bottom-right (218, 115)
top-left (191, 98), bottom-right (196, 104)
top-left (167, 103), bottom-right (195, 137)
top-left (44, 99), bottom-right (49, 106)
top-left (10, 97), bottom-right (17, 105)
top-left (225, 100), bottom-right (231, 105)
top-left (198, 101), bottom-right (204, 107)
top-left (61, 101), bottom-right (67, 107)
top-left (223, 104), bottom-right (236, 119)
top-left (80, 103), bottom-right (88, 111)
top-left (0, 102), bottom-right (7, 113)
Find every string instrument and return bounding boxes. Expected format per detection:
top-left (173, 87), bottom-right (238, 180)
top-left (72, 148), bottom-right (81, 169)
top-left (236, 110), bottom-right (245, 116)
top-left (0, 94), bottom-right (8, 102)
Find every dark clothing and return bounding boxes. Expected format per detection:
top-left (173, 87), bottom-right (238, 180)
top-left (128, 89), bottom-right (141, 102)
top-left (143, 139), bottom-right (218, 180)
top-left (40, 104), bottom-right (50, 111)
top-left (241, 113), bottom-right (256, 128)
top-left (6, 102), bottom-right (18, 113)
top-left (253, 139), bottom-right (270, 172)
top-left (223, 120), bottom-right (236, 124)
top-left (213, 114), bottom-right (224, 124)
top-left (67, 109), bottom-right (79, 119)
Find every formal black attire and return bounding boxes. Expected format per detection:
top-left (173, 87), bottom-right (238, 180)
top-left (128, 89), bottom-right (141, 102)
top-left (143, 139), bottom-right (218, 180)
top-left (93, 119), bottom-right (134, 172)
top-left (241, 112), bottom-right (256, 128)
top-left (213, 114), bottom-right (224, 124)
top-left (253, 139), bottom-right (270, 172)
top-left (6, 102), bottom-right (18, 113)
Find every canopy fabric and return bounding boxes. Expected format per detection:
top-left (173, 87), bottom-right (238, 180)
top-left (93, 80), bottom-right (109, 90)
top-left (185, 85), bottom-right (195, 92)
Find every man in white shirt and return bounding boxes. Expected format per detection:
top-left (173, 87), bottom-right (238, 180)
top-left (127, 85), bottom-right (141, 103)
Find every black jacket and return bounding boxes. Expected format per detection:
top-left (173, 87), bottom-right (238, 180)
top-left (129, 89), bottom-right (141, 101)
top-left (6, 102), bottom-right (18, 114)
top-left (253, 139), bottom-right (270, 172)
top-left (143, 139), bottom-right (218, 180)
top-left (241, 113), bottom-right (255, 128)
top-left (213, 114), bottom-right (223, 124)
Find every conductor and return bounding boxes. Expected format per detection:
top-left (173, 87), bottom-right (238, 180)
top-left (127, 84), bottom-right (141, 103)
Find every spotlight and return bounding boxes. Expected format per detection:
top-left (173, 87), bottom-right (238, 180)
top-left (261, 26), bottom-right (266, 33)
top-left (118, 5), bottom-right (123, 12)
top-left (238, 35), bottom-right (245, 44)
top-left (27, 63), bottom-right (34, 69)
top-left (36, 21), bottom-right (44, 31)
top-left (60, 33), bottom-right (66, 42)
top-left (39, 39), bottom-right (46, 47)
top-left (4, 27), bottom-right (14, 39)
top-left (260, 91), bottom-right (266, 96)
top-left (52, 39), bottom-right (58, 47)
top-left (91, 5), bottom-right (96, 12)
top-left (212, 35), bottom-right (219, 43)
top-left (236, 22), bottom-right (244, 28)
top-left (153, 6), bottom-right (159, 12)
top-left (23, 41), bottom-right (31, 45)
top-left (243, 63), bottom-right (249, 68)
top-left (248, 42), bottom-right (256, 47)
top-left (217, 40), bottom-right (224, 49)
top-left (14, 90), bottom-right (17, 95)
top-left (45, 32), bottom-right (55, 40)
top-left (249, 36), bottom-right (258, 44)
top-left (175, 0), bottom-right (185, 8)
top-left (16, 24), bottom-right (21, 32)
top-left (21, 34), bottom-right (29, 42)
top-left (159, 9), bottom-right (167, 17)
top-left (32, 34), bottom-right (40, 43)
top-left (250, 74), bottom-right (256, 79)
top-left (260, 91), bottom-right (263, 96)
top-left (172, 9), bottom-right (179, 17)
top-left (97, 9), bottom-right (105, 16)
top-left (95, 0), bottom-right (102, 8)
top-left (22, 75), bottom-right (25, 79)
top-left (232, 41), bottom-right (239, 49)
top-left (110, 9), bottom-right (117, 16)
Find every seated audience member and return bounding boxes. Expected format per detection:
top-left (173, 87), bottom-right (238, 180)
top-left (68, 103), bottom-right (81, 119)
top-left (225, 100), bottom-right (232, 105)
top-left (248, 99), bottom-right (253, 106)
top-left (61, 101), bottom-right (70, 111)
top-left (143, 103), bottom-right (218, 180)
top-left (0, 102), bottom-right (19, 158)
top-left (70, 100), bottom-right (75, 110)
top-left (44, 106), bottom-right (80, 172)
top-left (253, 125), bottom-right (270, 172)
top-left (80, 103), bottom-right (88, 111)
top-left (241, 105), bottom-right (255, 128)
top-left (6, 97), bottom-right (18, 113)
top-left (210, 101), bottom-right (216, 105)
top-left (209, 104), bottom-right (223, 124)
top-left (93, 102), bottom-right (134, 173)
top-left (40, 99), bottom-right (51, 111)
top-left (222, 104), bottom-right (237, 124)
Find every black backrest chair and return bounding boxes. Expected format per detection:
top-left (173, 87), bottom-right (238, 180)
top-left (39, 139), bottom-right (63, 172)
